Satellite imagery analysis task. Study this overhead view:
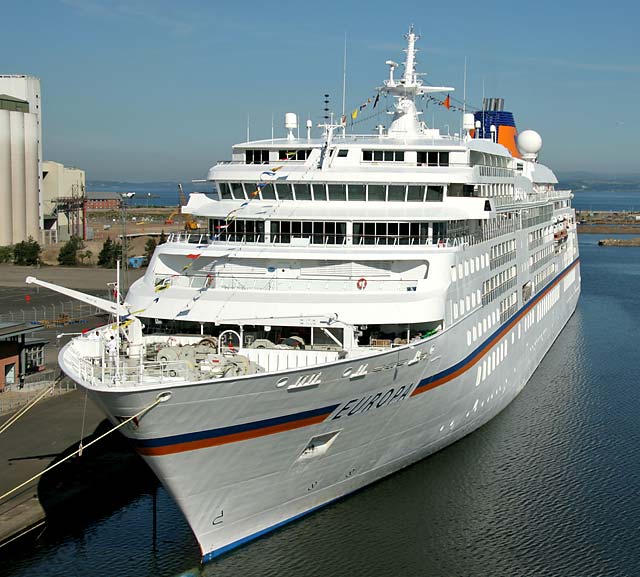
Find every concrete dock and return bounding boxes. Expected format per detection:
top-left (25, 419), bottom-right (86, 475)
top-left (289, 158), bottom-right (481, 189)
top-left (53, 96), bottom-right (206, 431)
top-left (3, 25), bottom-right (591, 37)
top-left (0, 390), bottom-right (104, 545)
top-left (0, 264), bottom-right (148, 550)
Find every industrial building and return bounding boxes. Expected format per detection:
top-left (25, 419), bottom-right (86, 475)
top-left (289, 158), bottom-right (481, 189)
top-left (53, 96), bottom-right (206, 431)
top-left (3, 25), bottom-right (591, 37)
top-left (42, 160), bottom-right (86, 242)
top-left (0, 76), bottom-right (42, 246)
top-left (0, 322), bottom-right (46, 390)
top-left (84, 190), bottom-right (122, 210)
top-left (0, 75), bottom-right (89, 247)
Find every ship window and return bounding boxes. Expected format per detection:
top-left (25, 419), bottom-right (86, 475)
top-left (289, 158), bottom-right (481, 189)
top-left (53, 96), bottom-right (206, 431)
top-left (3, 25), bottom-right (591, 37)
top-left (312, 184), bottom-right (327, 201)
top-left (328, 184), bottom-right (346, 201)
top-left (245, 149), bottom-right (270, 164)
top-left (279, 149), bottom-right (310, 160)
top-left (368, 184), bottom-right (386, 201)
top-left (212, 219), bottom-right (264, 242)
top-left (313, 222), bottom-right (323, 243)
top-left (449, 183), bottom-right (474, 197)
top-left (219, 182), bottom-right (232, 199)
top-left (407, 185), bottom-right (424, 202)
top-left (245, 182), bottom-right (260, 197)
top-left (294, 183), bottom-right (312, 200)
top-left (363, 150), bottom-right (404, 162)
top-left (426, 186), bottom-right (444, 202)
top-left (230, 182), bottom-right (245, 199)
top-left (348, 184), bottom-right (365, 201)
top-left (364, 222), bottom-right (375, 244)
top-left (337, 149), bottom-right (349, 157)
top-left (426, 151), bottom-right (450, 167)
top-left (388, 185), bottom-right (406, 202)
top-left (270, 220), bottom-right (346, 244)
top-left (275, 183), bottom-right (293, 200)
top-left (258, 183), bottom-right (274, 200)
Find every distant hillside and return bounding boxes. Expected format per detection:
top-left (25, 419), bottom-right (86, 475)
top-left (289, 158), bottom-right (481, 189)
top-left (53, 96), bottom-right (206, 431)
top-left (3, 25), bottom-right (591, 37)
top-left (557, 172), bottom-right (640, 192)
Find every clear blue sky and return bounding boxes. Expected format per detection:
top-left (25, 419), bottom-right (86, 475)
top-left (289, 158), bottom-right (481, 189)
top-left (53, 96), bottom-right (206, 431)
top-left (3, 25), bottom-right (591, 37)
top-left (2, 0), bottom-right (638, 180)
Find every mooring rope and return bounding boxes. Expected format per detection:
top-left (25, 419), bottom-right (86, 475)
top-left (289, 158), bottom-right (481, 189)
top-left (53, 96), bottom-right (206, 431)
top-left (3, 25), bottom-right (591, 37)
top-left (0, 394), bottom-right (166, 503)
top-left (0, 378), bottom-right (61, 436)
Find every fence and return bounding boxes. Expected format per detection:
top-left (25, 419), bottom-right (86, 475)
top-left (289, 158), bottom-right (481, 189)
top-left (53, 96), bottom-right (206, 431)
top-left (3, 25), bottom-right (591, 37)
top-left (0, 379), bottom-right (77, 416)
top-left (0, 300), bottom-right (102, 325)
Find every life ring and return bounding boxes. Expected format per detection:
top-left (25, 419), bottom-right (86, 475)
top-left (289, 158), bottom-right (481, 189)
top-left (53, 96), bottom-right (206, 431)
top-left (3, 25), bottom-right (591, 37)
top-left (357, 278), bottom-right (367, 290)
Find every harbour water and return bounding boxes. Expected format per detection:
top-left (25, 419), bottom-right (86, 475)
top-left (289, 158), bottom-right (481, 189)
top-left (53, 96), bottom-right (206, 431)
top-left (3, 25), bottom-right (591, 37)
top-left (2, 238), bottom-right (640, 576)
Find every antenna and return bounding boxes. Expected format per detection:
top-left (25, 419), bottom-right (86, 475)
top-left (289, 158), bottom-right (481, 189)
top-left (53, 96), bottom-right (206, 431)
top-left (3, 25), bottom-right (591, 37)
top-left (246, 113), bottom-right (250, 142)
top-left (323, 94), bottom-right (330, 132)
top-left (462, 56), bottom-right (467, 139)
top-left (342, 33), bottom-right (347, 135)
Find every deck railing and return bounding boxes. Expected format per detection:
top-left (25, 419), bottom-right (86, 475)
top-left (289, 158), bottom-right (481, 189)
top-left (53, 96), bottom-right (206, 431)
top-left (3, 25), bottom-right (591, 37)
top-left (157, 273), bottom-right (420, 293)
top-left (166, 232), bottom-right (481, 248)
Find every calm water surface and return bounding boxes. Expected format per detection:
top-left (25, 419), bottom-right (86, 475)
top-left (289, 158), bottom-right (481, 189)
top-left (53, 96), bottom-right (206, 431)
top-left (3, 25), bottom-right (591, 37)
top-left (2, 236), bottom-right (639, 577)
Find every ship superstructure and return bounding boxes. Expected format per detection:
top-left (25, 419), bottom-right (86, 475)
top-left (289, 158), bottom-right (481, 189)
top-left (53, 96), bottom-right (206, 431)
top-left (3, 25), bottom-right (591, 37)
top-left (29, 28), bottom-right (580, 562)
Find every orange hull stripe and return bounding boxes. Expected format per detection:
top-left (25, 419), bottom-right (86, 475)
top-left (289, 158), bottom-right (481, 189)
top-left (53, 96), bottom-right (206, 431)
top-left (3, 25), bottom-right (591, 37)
top-left (137, 413), bottom-right (328, 456)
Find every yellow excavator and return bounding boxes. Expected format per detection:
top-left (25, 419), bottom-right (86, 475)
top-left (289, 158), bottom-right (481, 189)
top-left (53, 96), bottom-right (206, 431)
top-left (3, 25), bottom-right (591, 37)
top-left (165, 184), bottom-right (198, 230)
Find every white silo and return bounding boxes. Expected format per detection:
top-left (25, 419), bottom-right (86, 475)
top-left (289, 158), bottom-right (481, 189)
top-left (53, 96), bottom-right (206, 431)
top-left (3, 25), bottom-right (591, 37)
top-left (0, 110), bottom-right (13, 246)
top-left (9, 111), bottom-right (27, 243)
top-left (24, 113), bottom-right (39, 239)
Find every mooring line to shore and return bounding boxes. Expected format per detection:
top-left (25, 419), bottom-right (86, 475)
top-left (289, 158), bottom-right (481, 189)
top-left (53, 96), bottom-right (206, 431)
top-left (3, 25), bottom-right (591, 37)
top-left (0, 395), bottom-right (165, 503)
top-left (0, 520), bottom-right (47, 550)
top-left (0, 380), bottom-right (60, 436)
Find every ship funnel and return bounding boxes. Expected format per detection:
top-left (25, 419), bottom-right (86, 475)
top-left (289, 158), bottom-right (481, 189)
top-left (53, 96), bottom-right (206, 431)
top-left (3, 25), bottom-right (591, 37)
top-left (473, 97), bottom-right (520, 157)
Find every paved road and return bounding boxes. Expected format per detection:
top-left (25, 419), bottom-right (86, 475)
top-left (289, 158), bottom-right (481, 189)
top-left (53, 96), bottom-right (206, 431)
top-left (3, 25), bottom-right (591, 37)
top-left (0, 264), bottom-right (145, 290)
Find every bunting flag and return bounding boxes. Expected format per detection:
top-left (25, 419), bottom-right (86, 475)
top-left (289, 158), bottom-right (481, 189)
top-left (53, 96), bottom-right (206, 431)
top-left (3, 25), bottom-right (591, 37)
top-left (351, 109), bottom-right (358, 120)
top-left (341, 115), bottom-right (346, 125)
top-left (372, 93), bottom-right (380, 109)
top-left (443, 94), bottom-right (451, 110)
top-left (154, 279), bottom-right (171, 293)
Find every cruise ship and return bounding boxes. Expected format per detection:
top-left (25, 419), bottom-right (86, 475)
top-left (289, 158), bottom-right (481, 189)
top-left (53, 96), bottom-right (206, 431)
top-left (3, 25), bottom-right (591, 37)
top-left (28, 28), bottom-right (580, 562)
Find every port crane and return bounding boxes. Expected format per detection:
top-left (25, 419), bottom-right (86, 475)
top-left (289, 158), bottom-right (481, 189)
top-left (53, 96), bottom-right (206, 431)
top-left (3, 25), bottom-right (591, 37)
top-left (165, 184), bottom-right (198, 230)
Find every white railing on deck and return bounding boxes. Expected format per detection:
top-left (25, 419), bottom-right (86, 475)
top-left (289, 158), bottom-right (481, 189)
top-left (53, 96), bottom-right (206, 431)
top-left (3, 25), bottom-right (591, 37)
top-left (64, 344), bottom-right (189, 388)
top-left (241, 348), bottom-right (340, 373)
top-left (166, 232), bottom-right (480, 249)
top-left (162, 274), bottom-right (419, 293)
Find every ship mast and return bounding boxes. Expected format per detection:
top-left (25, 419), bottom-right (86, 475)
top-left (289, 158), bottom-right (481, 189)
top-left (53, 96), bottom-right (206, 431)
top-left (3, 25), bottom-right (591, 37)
top-left (380, 26), bottom-right (454, 137)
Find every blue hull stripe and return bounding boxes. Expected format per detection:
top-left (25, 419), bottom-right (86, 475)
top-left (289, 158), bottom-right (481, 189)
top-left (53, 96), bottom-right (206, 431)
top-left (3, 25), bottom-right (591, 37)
top-left (134, 404), bottom-right (339, 450)
top-left (412, 257), bottom-right (580, 395)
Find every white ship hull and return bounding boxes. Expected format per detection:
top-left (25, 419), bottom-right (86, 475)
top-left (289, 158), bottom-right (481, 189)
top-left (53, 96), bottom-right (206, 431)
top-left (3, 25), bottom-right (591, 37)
top-left (25, 27), bottom-right (583, 563)
top-left (61, 259), bottom-right (580, 560)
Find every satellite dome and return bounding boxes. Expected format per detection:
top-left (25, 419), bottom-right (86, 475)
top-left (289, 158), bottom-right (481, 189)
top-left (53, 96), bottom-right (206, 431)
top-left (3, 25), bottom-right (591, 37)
top-left (517, 130), bottom-right (543, 159)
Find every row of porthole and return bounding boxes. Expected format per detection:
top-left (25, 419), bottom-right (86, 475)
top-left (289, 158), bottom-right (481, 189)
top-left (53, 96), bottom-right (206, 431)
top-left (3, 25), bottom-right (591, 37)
top-left (453, 288), bottom-right (483, 321)
top-left (466, 307), bottom-right (502, 345)
top-left (450, 252), bottom-right (491, 283)
top-left (475, 338), bottom-right (509, 386)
